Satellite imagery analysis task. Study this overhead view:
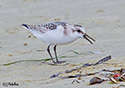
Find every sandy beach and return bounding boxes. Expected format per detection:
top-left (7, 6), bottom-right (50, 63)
top-left (0, 0), bottom-right (125, 88)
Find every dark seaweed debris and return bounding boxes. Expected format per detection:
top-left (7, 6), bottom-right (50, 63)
top-left (62, 68), bottom-right (125, 79)
top-left (93, 55), bottom-right (111, 65)
top-left (89, 77), bottom-right (106, 85)
top-left (83, 55), bottom-right (111, 67)
top-left (50, 55), bottom-right (111, 78)
top-left (71, 80), bottom-right (80, 84)
top-left (59, 72), bottom-right (101, 79)
top-left (50, 72), bottom-right (61, 78)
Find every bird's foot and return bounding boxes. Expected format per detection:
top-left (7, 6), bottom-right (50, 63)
top-left (48, 60), bottom-right (68, 66)
top-left (56, 60), bottom-right (66, 64)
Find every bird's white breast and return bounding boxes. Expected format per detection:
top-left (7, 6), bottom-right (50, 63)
top-left (33, 25), bottom-right (79, 45)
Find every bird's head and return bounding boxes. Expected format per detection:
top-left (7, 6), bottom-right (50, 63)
top-left (74, 24), bottom-right (95, 44)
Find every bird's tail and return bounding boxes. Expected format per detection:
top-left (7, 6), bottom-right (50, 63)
top-left (22, 24), bottom-right (30, 30)
top-left (22, 24), bottom-right (44, 34)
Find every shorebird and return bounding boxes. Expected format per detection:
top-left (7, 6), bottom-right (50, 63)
top-left (22, 22), bottom-right (95, 64)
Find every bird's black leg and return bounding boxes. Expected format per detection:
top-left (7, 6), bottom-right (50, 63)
top-left (47, 45), bottom-right (56, 63)
top-left (53, 45), bottom-right (66, 63)
top-left (53, 45), bottom-right (59, 62)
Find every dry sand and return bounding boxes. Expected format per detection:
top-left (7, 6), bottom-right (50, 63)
top-left (0, 0), bottom-right (125, 88)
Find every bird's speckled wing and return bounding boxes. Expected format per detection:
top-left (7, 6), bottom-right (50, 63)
top-left (22, 22), bottom-right (68, 33)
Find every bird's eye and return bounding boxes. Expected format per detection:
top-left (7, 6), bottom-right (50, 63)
top-left (77, 30), bottom-right (81, 33)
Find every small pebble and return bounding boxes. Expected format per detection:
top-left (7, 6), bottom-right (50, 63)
top-left (54, 18), bottom-right (61, 21)
top-left (24, 43), bottom-right (27, 46)
top-left (96, 10), bottom-right (104, 12)
top-left (8, 54), bottom-right (13, 57)
top-left (28, 35), bottom-right (31, 38)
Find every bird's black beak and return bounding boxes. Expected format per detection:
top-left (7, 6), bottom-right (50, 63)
top-left (83, 33), bottom-right (95, 44)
